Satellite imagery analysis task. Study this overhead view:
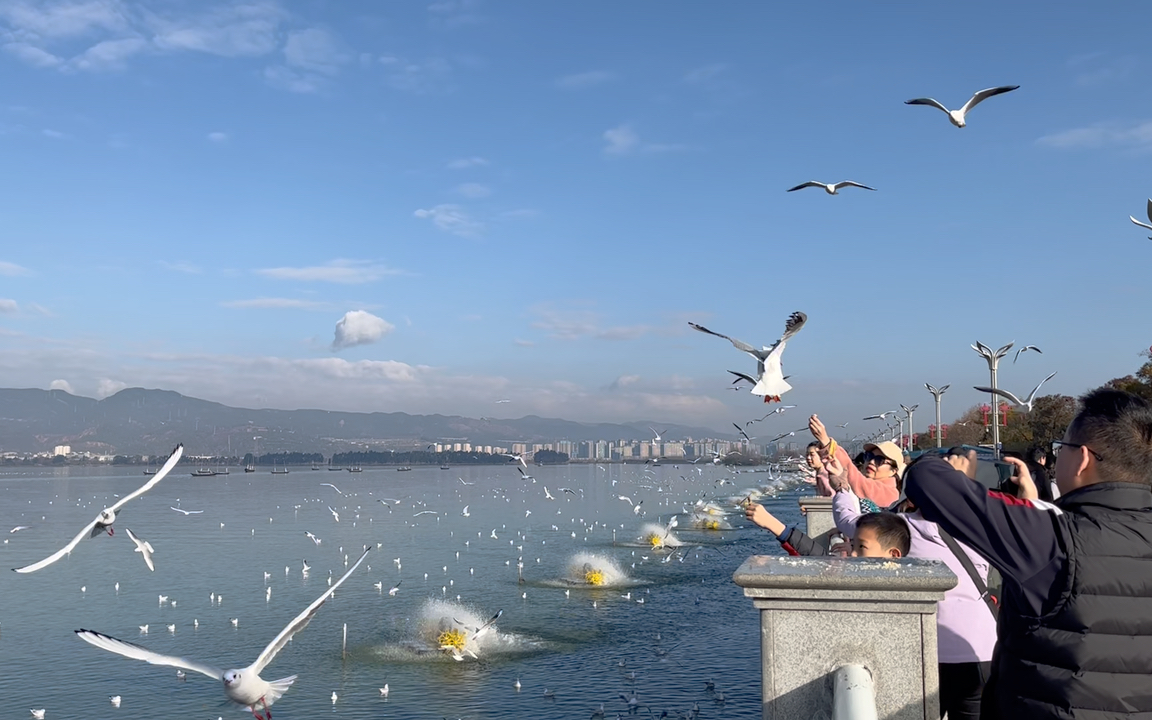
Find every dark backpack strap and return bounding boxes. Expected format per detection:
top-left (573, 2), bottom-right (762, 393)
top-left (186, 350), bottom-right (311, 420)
top-left (937, 528), bottom-right (999, 620)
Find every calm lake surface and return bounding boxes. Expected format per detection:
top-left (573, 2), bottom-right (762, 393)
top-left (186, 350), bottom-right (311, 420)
top-left (0, 463), bottom-right (806, 719)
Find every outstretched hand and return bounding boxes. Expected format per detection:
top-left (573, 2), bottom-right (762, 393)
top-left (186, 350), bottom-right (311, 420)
top-left (945, 449), bottom-right (978, 480)
top-left (744, 502), bottom-right (786, 536)
top-left (809, 415), bottom-right (830, 447)
top-left (823, 453), bottom-right (850, 492)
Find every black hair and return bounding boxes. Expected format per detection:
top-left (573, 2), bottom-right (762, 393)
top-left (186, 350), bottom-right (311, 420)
top-left (806, 441), bottom-right (821, 450)
top-left (1027, 447), bottom-right (1048, 465)
top-left (1066, 388), bottom-right (1152, 486)
top-left (855, 512), bottom-right (911, 556)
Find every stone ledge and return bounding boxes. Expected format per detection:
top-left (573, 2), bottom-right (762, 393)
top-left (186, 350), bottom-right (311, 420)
top-left (733, 555), bottom-right (958, 593)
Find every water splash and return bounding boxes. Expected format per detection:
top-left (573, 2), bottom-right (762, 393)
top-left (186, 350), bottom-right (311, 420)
top-left (689, 513), bottom-right (733, 531)
top-left (637, 522), bottom-right (684, 548)
top-left (558, 552), bottom-right (632, 587)
top-left (366, 598), bottom-right (546, 662)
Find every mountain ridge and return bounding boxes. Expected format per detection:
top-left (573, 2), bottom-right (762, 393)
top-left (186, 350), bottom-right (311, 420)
top-left (0, 387), bottom-right (733, 455)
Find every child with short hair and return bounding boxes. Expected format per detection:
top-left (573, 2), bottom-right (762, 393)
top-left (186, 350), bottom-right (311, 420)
top-left (851, 512), bottom-right (911, 558)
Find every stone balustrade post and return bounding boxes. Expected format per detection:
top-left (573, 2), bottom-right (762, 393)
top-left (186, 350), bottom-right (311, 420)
top-left (733, 555), bottom-right (957, 720)
top-left (798, 496), bottom-right (837, 551)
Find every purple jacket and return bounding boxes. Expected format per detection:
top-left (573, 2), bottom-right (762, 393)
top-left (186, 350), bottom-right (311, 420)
top-left (833, 491), bottom-right (997, 664)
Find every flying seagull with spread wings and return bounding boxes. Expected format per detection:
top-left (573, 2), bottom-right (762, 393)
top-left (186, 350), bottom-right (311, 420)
top-left (690, 311), bottom-right (807, 403)
top-left (787, 180), bottom-right (876, 195)
top-left (904, 85), bottom-right (1019, 128)
top-left (13, 444), bottom-right (184, 574)
top-left (75, 547), bottom-right (369, 719)
top-left (974, 371), bottom-right (1058, 413)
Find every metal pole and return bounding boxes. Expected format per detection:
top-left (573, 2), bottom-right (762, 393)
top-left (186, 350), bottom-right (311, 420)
top-left (972, 342), bottom-right (1013, 460)
top-left (832, 664), bottom-right (878, 720)
top-left (925, 384), bottom-right (950, 449)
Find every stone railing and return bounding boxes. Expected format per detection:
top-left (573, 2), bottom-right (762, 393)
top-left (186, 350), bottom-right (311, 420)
top-left (733, 555), bottom-right (957, 720)
top-left (798, 495), bottom-right (838, 551)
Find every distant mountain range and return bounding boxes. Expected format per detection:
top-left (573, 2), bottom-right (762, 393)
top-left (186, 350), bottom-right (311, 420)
top-left (0, 387), bottom-right (732, 456)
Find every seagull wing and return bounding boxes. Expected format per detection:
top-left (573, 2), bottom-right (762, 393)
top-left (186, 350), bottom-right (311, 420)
top-left (688, 322), bottom-right (761, 356)
top-left (973, 386), bottom-right (1024, 406)
top-left (250, 547), bottom-right (369, 675)
top-left (904, 97), bottom-right (950, 114)
top-left (470, 609), bottom-right (503, 639)
top-left (75, 630), bottom-right (222, 679)
top-left (320, 483), bottom-right (343, 495)
top-left (833, 181), bottom-right (876, 191)
top-left (13, 517), bottom-right (100, 573)
top-left (125, 528), bottom-right (155, 572)
top-left (107, 445), bottom-right (184, 513)
top-left (786, 181), bottom-right (825, 192)
top-left (960, 85), bottom-right (1020, 115)
top-left (728, 370), bottom-right (757, 385)
top-left (1027, 371), bottom-right (1059, 403)
top-left (776, 311), bottom-right (807, 345)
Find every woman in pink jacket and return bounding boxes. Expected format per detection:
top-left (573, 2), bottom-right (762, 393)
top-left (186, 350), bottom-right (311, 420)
top-left (808, 415), bottom-right (900, 507)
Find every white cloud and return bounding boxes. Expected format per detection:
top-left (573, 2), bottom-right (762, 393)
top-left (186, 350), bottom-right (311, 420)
top-left (427, 0), bottom-right (482, 27)
top-left (159, 260), bottom-right (201, 274)
top-left (0, 261), bottom-right (30, 276)
top-left (603, 124), bottom-right (639, 155)
top-left (207, 131), bottom-right (228, 142)
top-left (263, 64), bottom-right (323, 93)
top-left (331, 310), bottom-right (395, 351)
top-left (447, 156), bottom-right (488, 169)
top-left (42, 128), bottom-right (69, 139)
top-left (603, 124), bottom-right (685, 156)
top-left (413, 204), bottom-right (481, 237)
top-left (3, 42), bottom-right (63, 68)
top-left (455, 182), bottom-right (490, 198)
top-left (609, 374), bottom-right (641, 389)
top-left (256, 259), bottom-right (403, 284)
top-left (147, 2), bottom-right (286, 57)
top-left (71, 37), bottom-right (148, 71)
top-left (376, 54), bottom-right (452, 93)
top-left (222, 297), bottom-right (330, 310)
top-left (555, 70), bottom-right (615, 89)
top-left (283, 28), bottom-right (346, 74)
top-left (96, 378), bottom-right (127, 398)
top-left (1037, 121), bottom-right (1152, 151)
top-left (0, 0), bottom-right (131, 40)
top-left (49, 378), bottom-right (74, 393)
top-left (513, 338), bottom-right (535, 347)
top-left (0, 299), bottom-right (17, 313)
top-left (684, 63), bottom-right (727, 84)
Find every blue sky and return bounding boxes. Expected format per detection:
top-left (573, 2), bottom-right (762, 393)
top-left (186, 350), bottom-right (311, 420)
top-left (1, 0), bottom-right (1150, 434)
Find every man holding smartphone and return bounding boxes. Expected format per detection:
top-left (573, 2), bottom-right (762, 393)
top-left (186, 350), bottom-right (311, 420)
top-left (904, 388), bottom-right (1152, 719)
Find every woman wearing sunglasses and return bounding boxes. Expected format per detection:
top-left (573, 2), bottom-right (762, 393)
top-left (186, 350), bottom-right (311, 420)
top-left (808, 414), bottom-right (902, 508)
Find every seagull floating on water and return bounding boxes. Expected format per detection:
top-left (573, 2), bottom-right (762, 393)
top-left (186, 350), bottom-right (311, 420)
top-left (75, 548), bottom-right (370, 720)
top-left (974, 371), bottom-right (1058, 413)
top-left (13, 445), bottom-right (183, 573)
top-left (787, 180), bottom-right (876, 195)
top-left (904, 85), bottom-right (1020, 128)
top-left (690, 311), bottom-right (807, 403)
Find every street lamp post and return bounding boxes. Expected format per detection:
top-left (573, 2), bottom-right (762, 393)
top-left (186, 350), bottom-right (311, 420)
top-left (900, 404), bottom-right (919, 452)
top-left (972, 341), bottom-right (1014, 459)
top-left (925, 384), bottom-right (950, 448)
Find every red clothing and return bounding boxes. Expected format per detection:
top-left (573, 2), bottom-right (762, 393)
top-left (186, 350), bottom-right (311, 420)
top-left (833, 442), bottom-right (898, 507)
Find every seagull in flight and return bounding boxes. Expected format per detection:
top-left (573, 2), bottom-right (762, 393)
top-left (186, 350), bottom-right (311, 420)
top-left (495, 399), bottom-right (511, 403)
top-left (10, 525), bottom-right (31, 533)
top-left (904, 85), bottom-right (1020, 128)
top-left (75, 548), bottom-right (370, 720)
top-left (459, 477), bottom-right (475, 486)
top-left (863, 411), bottom-right (899, 421)
top-left (124, 528), bottom-right (156, 572)
top-left (169, 507), bottom-right (203, 515)
top-left (13, 444), bottom-right (184, 573)
top-left (455, 609), bottom-right (503, 641)
top-left (787, 180), bottom-right (876, 195)
top-left (649, 427), bottom-right (665, 443)
top-left (1013, 346), bottom-right (1042, 364)
top-left (461, 506), bottom-right (470, 518)
top-left (690, 311), bottom-right (807, 403)
top-left (319, 483), bottom-right (344, 496)
top-left (732, 424), bottom-right (755, 443)
top-left (748, 405), bottom-right (797, 424)
top-left (304, 532), bottom-right (322, 546)
top-left (388, 580), bottom-right (401, 597)
top-left (1130, 199), bottom-right (1152, 239)
top-left (974, 371), bottom-right (1058, 413)
top-left (327, 507), bottom-right (340, 523)
top-left (770, 427), bottom-right (807, 443)
top-left (501, 453), bottom-right (527, 468)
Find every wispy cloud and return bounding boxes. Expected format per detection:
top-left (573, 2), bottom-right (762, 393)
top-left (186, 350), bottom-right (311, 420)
top-left (256, 259), bottom-right (404, 284)
top-left (1037, 120), bottom-right (1152, 151)
top-left (159, 260), bottom-right (201, 274)
top-left (331, 310), bottom-right (395, 351)
top-left (448, 156), bottom-right (488, 169)
top-left (375, 55), bottom-right (453, 93)
top-left (0, 261), bottom-right (30, 276)
top-left (414, 204), bottom-right (482, 237)
top-left (265, 27), bottom-right (348, 92)
top-left (529, 303), bottom-right (658, 341)
top-left (41, 128), bottom-right (69, 139)
top-left (555, 70), bottom-right (615, 89)
top-left (602, 124), bottom-right (684, 156)
top-left (1067, 52), bottom-right (1138, 87)
top-left (221, 297), bottom-right (331, 310)
top-left (455, 182), bottom-right (491, 198)
top-left (207, 131), bottom-right (228, 142)
top-left (0, 299), bottom-right (17, 313)
top-left (427, 0), bottom-right (482, 28)
top-left (513, 338), bottom-right (535, 347)
top-left (684, 63), bottom-right (727, 84)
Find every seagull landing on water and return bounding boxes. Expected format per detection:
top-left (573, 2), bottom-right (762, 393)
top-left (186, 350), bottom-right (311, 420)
top-left (74, 548), bottom-right (370, 720)
top-left (904, 85), bottom-right (1020, 128)
top-left (975, 372), bottom-right (1058, 413)
top-left (13, 444), bottom-right (184, 574)
top-left (1130, 199), bottom-right (1152, 239)
top-left (787, 180), bottom-right (876, 195)
top-left (690, 311), bottom-right (807, 403)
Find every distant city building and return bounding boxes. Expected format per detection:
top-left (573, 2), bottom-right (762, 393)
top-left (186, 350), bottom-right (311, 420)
top-left (53, 445), bottom-right (71, 456)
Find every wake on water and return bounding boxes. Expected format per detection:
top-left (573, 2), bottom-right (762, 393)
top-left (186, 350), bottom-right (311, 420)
top-left (368, 598), bottom-right (544, 663)
top-left (536, 552), bottom-right (639, 589)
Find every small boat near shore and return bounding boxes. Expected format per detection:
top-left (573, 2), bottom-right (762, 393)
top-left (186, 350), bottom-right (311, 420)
top-left (347, 466), bottom-right (362, 473)
top-left (397, 466), bottom-right (413, 472)
top-left (191, 468), bottom-right (217, 477)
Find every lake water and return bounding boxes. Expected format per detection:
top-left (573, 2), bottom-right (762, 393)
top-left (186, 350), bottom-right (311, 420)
top-left (0, 463), bottom-right (807, 719)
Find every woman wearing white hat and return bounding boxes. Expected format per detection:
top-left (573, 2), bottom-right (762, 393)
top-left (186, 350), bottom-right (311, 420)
top-left (809, 415), bottom-right (901, 507)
